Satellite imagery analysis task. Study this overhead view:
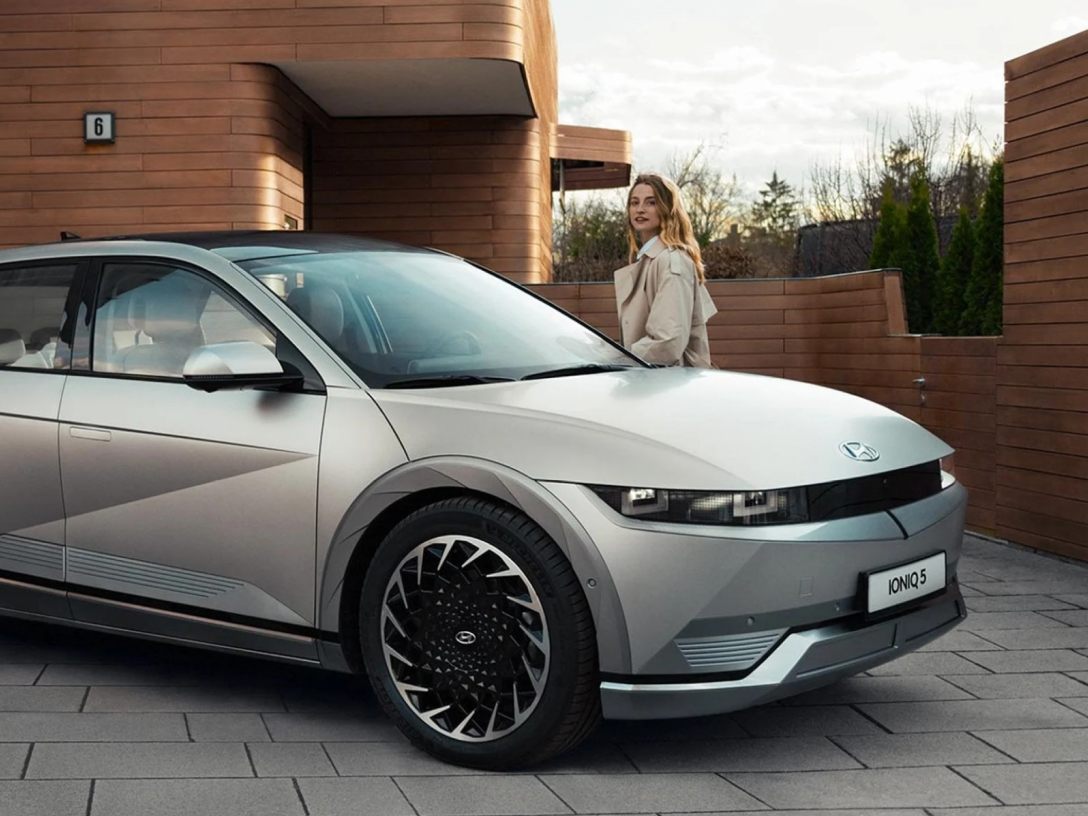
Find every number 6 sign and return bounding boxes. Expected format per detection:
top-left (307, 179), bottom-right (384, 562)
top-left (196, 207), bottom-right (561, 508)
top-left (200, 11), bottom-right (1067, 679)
top-left (83, 112), bottom-right (115, 144)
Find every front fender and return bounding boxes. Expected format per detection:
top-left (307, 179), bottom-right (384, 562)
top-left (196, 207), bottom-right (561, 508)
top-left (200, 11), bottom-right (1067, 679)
top-left (317, 456), bottom-right (632, 675)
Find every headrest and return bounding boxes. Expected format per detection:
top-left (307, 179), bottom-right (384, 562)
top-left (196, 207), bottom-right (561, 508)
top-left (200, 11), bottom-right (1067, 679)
top-left (134, 277), bottom-right (206, 342)
top-left (287, 285), bottom-right (344, 343)
top-left (28, 326), bottom-right (58, 350)
top-left (0, 329), bottom-right (26, 365)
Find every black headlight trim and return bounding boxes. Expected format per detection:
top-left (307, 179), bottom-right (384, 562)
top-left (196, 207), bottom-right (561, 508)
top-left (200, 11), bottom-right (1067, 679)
top-left (589, 460), bottom-right (944, 526)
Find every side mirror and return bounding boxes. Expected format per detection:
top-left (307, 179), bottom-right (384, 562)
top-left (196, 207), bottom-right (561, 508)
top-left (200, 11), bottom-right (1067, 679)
top-left (182, 341), bottom-right (303, 393)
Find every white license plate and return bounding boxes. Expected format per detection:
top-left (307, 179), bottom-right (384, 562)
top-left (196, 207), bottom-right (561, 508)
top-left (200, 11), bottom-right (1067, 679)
top-left (866, 553), bottom-right (946, 614)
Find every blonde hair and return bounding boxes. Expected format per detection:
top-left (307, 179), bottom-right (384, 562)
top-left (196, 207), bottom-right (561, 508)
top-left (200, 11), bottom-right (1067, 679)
top-left (626, 173), bottom-right (705, 282)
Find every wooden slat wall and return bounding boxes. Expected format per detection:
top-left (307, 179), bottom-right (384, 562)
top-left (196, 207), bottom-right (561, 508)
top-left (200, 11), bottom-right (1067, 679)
top-left (0, 58), bottom-right (305, 246)
top-left (309, 116), bottom-right (547, 283)
top-left (1002, 29), bottom-right (1088, 561)
top-left (521, 0), bottom-right (556, 280)
top-left (554, 124), bottom-right (632, 164)
top-left (533, 271), bottom-right (924, 417)
top-left (528, 271), bottom-right (1006, 533)
top-left (921, 337), bottom-right (998, 533)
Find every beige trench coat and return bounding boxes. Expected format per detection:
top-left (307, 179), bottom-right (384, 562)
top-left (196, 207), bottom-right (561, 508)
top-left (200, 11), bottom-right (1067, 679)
top-left (614, 239), bottom-right (718, 368)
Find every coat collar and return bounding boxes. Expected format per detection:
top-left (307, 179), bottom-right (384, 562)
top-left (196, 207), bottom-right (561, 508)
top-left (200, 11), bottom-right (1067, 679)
top-left (638, 235), bottom-right (666, 260)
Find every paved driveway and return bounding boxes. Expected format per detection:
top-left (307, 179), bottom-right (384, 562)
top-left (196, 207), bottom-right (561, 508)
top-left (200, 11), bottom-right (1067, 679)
top-left (2, 532), bottom-right (1088, 815)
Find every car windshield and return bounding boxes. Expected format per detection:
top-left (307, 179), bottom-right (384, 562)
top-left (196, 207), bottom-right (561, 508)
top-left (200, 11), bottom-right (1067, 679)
top-left (236, 249), bottom-right (639, 387)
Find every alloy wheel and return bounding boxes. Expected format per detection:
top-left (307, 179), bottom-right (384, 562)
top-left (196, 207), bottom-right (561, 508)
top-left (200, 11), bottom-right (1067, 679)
top-left (380, 534), bottom-right (550, 742)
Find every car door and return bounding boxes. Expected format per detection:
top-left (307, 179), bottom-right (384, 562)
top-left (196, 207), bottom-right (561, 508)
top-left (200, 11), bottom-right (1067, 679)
top-left (0, 257), bottom-right (84, 619)
top-left (58, 257), bottom-right (327, 655)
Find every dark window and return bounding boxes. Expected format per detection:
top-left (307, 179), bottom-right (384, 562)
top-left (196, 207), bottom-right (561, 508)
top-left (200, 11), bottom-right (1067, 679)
top-left (0, 263), bottom-right (78, 372)
top-left (92, 263), bottom-right (274, 379)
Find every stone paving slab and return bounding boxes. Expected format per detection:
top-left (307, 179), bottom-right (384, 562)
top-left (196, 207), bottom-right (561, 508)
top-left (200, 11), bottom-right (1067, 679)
top-left (1, 533), bottom-right (1088, 814)
top-left (959, 611), bottom-right (1071, 630)
top-left (248, 742), bottom-right (338, 777)
top-left (965, 595), bottom-right (1080, 612)
top-left (394, 775), bottom-right (573, 815)
top-left (1056, 696), bottom-right (1088, 717)
top-left (672, 811), bottom-right (927, 816)
top-left (915, 630), bottom-right (1003, 651)
top-left (0, 712), bottom-right (187, 742)
top-left (36, 663), bottom-right (226, 686)
top-left (91, 778), bottom-right (305, 816)
top-left (0, 686), bottom-right (86, 712)
top-left (540, 772), bottom-right (765, 813)
top-left (974, 728), bottom-right (1088, 762)
top-left (0, 745), bottom-right (28, 780)
top-left (931, 807), bottom-right (1088, 816)
top-left (0, 780), bottom-right (90, 816)
top-left (779, 675), bottom-right (974, 705)
top-left (25, 742), bottom-right (254, 779)
top-left (729, 705), bottom-right (883, 737)
top-left (858, 698), bottom-right (1088, 732)
top-left (186, 712), bottom-right (271, 742)
top-left (1042, 609), bottom-right (1088, 626)
top-left (955, 762), bottom-right (1088, 806)
top-left (83, 685), bottom-right (285, 713)
top-left (864, 652), bottom-right (991, 675)
top-left (262, 711), bottom-right (403, 742)
top-left (0, 665), bottom-right (43, 685)
top-left (971, 579), bottom-right (1088, 596)
top-left (979, 628), bottom-right (1088, 650)
top-left (942, 672), bottom-right (1088, 699)
top-left (829, 731), bottom-right (1013, 767)
top-left (955, 648), bottom-right (1088, 673)
top-left (620, 737), bottom-right (861, 773)
top-left (723, 767), bottom-right (998, 809)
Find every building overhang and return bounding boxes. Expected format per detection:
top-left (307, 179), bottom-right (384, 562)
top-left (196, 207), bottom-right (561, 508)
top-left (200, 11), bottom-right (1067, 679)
top-left (272, 58), bottom-right (535, 117)
top-left (552, 124), bottom-right (632, 191)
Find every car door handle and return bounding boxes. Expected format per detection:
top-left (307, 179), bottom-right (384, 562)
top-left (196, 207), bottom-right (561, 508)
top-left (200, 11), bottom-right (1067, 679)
top-left (69, 427), bottom-right (112, 442)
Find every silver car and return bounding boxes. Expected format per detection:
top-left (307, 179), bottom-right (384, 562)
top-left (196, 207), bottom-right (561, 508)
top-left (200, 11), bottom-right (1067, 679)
top-left (0, 232), bottom-right (966, 768)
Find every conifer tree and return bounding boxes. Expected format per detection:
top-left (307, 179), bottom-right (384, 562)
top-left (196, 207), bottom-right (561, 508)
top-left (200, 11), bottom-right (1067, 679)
top-left (870, 184), bottom-right (906, 270)
top-left (901, 173), bottom-right (941, 333)
top-left (933, 208), bottom-right (974, 336)
top-left (961, 159), bottom-right (1004, 335)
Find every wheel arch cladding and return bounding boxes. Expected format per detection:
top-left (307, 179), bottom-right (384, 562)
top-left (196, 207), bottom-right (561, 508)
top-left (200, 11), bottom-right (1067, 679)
top-left (320, 457), bottom-right (632, 676)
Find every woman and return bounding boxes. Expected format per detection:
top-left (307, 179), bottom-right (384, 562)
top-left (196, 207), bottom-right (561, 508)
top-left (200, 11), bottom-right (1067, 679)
top-left (614, 173), bottom-right (718, 368)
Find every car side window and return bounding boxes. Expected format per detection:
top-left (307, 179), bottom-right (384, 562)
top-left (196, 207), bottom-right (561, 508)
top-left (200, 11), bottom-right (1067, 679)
top-left (0, 262), bottom-right (79, 372)
top-left (92, 262), bottom-right (275, 379)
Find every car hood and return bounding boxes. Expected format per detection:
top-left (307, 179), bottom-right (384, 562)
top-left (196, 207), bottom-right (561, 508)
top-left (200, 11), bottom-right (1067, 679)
top-left (369, 367), bottom-right (952, 490)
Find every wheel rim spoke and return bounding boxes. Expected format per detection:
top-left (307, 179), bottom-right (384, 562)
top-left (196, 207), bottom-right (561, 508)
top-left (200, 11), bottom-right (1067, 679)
top-left (380, 534), bottom-right (550, 743)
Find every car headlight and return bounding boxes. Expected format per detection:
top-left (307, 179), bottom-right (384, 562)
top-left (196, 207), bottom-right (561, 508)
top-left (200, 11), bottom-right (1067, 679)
top-left (587, 485), bottom-right (809, 525)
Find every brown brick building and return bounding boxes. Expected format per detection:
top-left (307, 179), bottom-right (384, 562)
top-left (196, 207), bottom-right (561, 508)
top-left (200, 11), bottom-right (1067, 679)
top-left (0, 0), bottom-right (631, 283)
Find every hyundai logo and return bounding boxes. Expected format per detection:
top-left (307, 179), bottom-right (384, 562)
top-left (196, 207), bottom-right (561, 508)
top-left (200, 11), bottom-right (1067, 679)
top-left (455, 631), bottom-right (477, 646)
top-left (839, 441), bottom-right (880, 462)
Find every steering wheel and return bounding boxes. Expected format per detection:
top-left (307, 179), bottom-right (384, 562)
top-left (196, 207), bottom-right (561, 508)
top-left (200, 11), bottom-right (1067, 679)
top-left (421, 330), bottom-right (482, 358)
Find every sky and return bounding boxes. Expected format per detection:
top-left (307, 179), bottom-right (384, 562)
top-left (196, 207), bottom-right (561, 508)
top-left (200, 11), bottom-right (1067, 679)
top-left (550, 0), bottom-right (1088, 199)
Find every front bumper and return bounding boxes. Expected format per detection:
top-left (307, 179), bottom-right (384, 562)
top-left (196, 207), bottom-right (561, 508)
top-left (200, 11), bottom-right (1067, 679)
top-left (602, 578), bottom-right (966, 719)
top-left (545, 480), bottom-right (968, 679)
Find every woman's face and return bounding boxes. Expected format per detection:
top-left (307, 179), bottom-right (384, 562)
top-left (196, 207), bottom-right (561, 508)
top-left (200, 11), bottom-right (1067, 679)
top-left (628, 183), bottom-right (662, 241)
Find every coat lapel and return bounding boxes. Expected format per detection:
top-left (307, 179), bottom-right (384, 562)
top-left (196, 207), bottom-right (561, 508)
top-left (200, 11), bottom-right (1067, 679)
top-left (613, 257), bottom-right (645, 311)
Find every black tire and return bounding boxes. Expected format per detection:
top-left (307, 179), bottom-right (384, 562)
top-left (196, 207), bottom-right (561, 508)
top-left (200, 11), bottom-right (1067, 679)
top-left (359, 496), bottom-right (601, 769)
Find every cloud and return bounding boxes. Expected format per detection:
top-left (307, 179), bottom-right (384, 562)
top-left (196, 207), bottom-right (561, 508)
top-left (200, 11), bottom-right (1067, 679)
top-left (559, 49), bottom-right (1003, 192)
top-left (1052, 16), bottom-right (1088, 36)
